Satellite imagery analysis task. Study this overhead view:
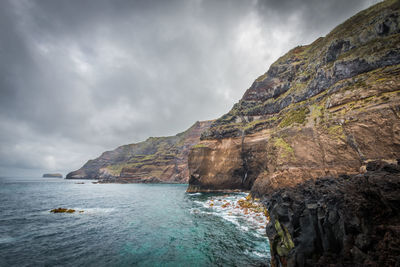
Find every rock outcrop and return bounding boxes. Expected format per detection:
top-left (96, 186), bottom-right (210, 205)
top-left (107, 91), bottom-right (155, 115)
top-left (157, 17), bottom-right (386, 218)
top-left (67, 120), bottom-right (212, 183)
top-left (187, 1), bottom-right (400, 266)
top-left (263, 161), bottom-right (400, 266)
top-left (187, 0), bottom-right (400, 194)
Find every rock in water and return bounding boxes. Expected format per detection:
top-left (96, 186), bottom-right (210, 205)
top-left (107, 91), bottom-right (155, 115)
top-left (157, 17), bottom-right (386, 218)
top-left (50, 208), bottom-right (76, 213)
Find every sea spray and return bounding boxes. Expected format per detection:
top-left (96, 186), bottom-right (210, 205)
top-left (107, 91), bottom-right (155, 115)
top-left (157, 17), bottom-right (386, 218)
top-left (188, 192), bottom-right (271, 261)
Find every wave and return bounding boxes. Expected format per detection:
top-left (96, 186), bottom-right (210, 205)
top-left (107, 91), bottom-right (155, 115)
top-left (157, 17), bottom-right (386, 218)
top-left (188, 192), bottom-right (202, 196)
top-left (192, 193), bottom-right (269, 237)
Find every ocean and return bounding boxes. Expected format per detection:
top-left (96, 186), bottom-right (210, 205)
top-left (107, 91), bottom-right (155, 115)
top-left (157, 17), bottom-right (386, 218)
top-left (0, 177), bottom-right (270, 266)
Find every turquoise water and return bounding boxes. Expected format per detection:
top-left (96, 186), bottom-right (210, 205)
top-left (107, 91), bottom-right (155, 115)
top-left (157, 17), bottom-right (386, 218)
top-left (0, 177), bottom-right (270, 266)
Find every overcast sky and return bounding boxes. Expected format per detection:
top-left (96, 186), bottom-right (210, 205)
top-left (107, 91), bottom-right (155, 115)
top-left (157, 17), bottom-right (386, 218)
top-left (0, 0), bottom-right (380, 177)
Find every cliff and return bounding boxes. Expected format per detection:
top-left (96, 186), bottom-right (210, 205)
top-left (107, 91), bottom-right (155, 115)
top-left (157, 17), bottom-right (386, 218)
top-left (264, 161), bottom-right (400, 266)
top-left (188, 0), bottom-right (400, 193)
top-left (187, 0), bottom-right (400, 266)
top-left (66, 120), bottom-right (212, 183)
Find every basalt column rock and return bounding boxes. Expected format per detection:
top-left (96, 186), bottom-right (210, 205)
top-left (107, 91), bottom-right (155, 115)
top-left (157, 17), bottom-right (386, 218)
top-left (263, 161), bottom-right (400, 267)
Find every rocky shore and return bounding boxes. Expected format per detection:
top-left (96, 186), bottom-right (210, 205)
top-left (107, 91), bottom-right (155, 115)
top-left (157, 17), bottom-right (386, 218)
top-left (66, 1), bottom-right (400, 265)
top-left (186, 1), bottom-right (400, 266)
top-left (262, 161), bottom-right (400, 266)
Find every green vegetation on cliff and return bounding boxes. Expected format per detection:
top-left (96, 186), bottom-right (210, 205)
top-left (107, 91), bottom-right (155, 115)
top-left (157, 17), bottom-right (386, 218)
top-left (201, 0), bottom-right (400, 140)
top-left (190, 2), bottom-right (400, 266)
top-left (67, 121), bottom-right (213, 182)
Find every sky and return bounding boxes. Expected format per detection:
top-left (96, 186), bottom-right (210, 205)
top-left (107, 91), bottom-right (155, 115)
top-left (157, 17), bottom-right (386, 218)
top-left (0, 0), bottom-right (381, 177)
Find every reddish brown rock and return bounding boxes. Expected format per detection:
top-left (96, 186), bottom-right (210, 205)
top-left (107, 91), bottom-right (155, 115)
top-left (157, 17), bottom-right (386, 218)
top-left (187, 1), bottom-right (400, 266)
top-left (188, 0), bottom-right (400, 194)
top-left (67, 120), bottom-right (212, 183)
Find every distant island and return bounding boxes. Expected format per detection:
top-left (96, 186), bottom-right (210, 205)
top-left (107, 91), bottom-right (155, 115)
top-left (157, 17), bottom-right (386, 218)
top-left (42, 173), bottom-right (63, 178)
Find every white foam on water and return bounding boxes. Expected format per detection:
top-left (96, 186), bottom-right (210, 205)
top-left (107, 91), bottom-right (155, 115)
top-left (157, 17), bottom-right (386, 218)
top-left (197, 193), bottom-right (269, 237)
top-left (189, 193), bottom-right (271, 262)
top-left (193, 200), bottom-right (207, 207)
top-left (249, 250), bottom-right (270, 258)
top-left (80, 207), bottom-right (115, 214)
top-left (189, 208), bottom-right (202, 214)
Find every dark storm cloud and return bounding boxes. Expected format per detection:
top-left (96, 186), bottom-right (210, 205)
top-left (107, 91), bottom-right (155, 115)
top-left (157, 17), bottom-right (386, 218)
top-left (254, 0), bottom-right (379, 36)
top-left (0, 0), bottom-right (380, 176)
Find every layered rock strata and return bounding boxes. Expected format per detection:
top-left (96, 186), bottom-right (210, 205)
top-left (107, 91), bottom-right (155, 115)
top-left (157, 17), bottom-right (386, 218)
top-left (187, 1), bottom-right (400, 266)
top-left (187, 0), bottom-right (400, 194)
top-left (67, 120), bottom-right (212, 183)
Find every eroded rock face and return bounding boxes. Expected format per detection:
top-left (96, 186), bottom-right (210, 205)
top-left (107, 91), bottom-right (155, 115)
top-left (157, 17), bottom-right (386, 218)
top-left (188, 2), bottom-right (400, 265)
top-left (188, 0), bottom-right (400, 194)
top-left (66, 120), bottom-right (212, 183)
top-left (263, 162), bottom-right (400, 267)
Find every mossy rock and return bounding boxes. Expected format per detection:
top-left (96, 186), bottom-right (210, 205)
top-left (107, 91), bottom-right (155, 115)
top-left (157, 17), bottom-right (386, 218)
top-left (274, 137), bottom-right (295, 159)
top-left (193, 143), bottom-right (208, 149)
top-left (279, 107), bottom-right (310, 128)
top-left (274, 219), bottom-right (295, 257)
top-left (51, 208), bottom-right (76, 213)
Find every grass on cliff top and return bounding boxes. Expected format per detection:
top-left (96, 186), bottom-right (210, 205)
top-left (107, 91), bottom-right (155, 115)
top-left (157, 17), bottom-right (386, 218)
top-left (255, 73), bottom-right (268, 82)
top-left (322, 0), bottom-right (399, 46)
top-left (337, 33), bottom-right (400, 63)
top-left (205, 0), bottom-right (399, 138)
top-left (271, 44), bottom-right (311, 68)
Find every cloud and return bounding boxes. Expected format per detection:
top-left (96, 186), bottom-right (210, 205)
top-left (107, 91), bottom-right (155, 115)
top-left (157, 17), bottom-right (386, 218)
top-left (0, 0), bottom-right (380, 176)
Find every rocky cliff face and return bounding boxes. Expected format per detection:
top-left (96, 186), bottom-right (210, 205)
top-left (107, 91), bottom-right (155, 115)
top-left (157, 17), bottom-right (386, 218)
top-left (187, 1), bottom-right (400, 266)
top-left (188, 0), bottom-right (400, 194)
top-left (66, 120), bottom-right (212, 183)
top-left (264, 161), bottom-right (400, 266)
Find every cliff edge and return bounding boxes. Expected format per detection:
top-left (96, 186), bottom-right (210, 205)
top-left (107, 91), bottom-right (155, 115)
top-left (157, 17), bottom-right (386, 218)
top-left (264, 161), bottom-right (400, 266)
top-left (188, 1), bottom-right (400, 266)
top-left (188, 0), bottom-right (400, 193)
